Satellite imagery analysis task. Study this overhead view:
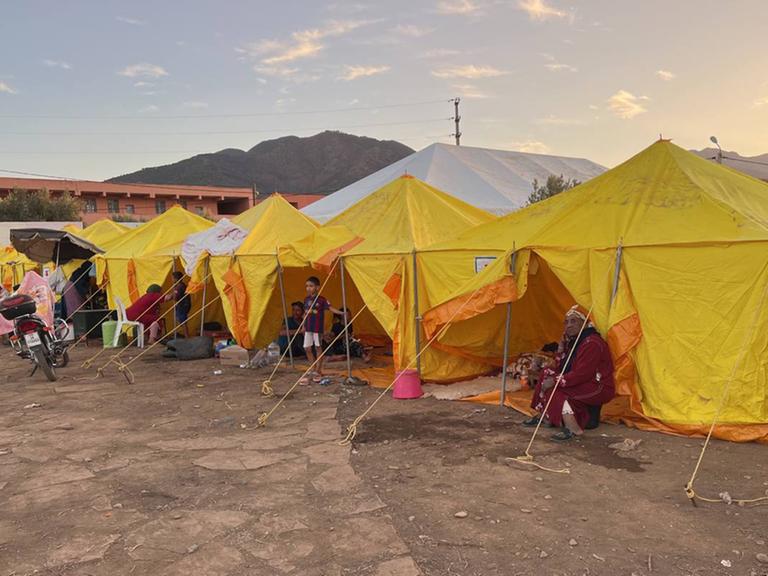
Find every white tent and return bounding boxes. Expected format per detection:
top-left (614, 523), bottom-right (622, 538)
top-left (303, 142), bottom-right (606, 221)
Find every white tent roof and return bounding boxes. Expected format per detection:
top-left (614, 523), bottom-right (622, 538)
top-left (303, 142), bottom-right (606, 221)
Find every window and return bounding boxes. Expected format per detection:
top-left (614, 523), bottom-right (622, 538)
top-left (155, 200), bottom-right (167, 214)
top-left (84, 198), bottom-right (97, 213)
top-left (177, 200), bottom-right (188, 209)
top-left (107, 198), bottom-right (119, 213)
top-left (125, 204), bottom-right (135, 215)
top-left (195, 206), bottom-right (204, 216)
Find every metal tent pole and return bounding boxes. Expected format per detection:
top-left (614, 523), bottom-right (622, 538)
top-left (199, 258), bottom-right (209, 337)
top-left (499, 247), bottom-right (517, 406)
top-left (340, 256), bottom-right (352, 379)
top-left (610, 239), bottom-right (624, 307)
top-left (276, 253), bottom-right (294, 367)
top-left (412, 250), bottom-right (422, 376)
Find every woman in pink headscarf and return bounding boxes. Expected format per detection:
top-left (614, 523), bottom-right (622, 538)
top-left (524, 305), bottom-right (616, 442)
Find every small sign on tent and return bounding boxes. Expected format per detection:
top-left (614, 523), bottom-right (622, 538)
top-left (474, 256), bottom-right (496, 274)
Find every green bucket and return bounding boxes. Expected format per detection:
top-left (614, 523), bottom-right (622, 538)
top-left (101, 320), bottom-right (124, 348)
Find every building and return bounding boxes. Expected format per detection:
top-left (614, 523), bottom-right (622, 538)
top-left (0, 177), bottom-right (323, 225)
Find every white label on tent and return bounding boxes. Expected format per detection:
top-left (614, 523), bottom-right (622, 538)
top-left (474, 256), bottom-right (497, 274)
top-left (42, 267), bottom-right (51, 279)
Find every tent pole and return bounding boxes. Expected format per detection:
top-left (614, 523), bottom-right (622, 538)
top-left (610, 239), bottom-right (624, 308)
top-left (499, 247), bottom-right (517, 407)
top-left (199, 258), bottom-right (209, 337)
top-left (276, 252), bottom-right (294, 368)
top-left (340, 256), bottom-right (352, 379)
top-left (172, 256), bottom-right (178, 339)
top-left (412, 250), bottom-right (422, 377)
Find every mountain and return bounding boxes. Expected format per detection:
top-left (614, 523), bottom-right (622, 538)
top-left (692, 148), bottom-right (768, 181)
top-left (108, 131), bottom-right (415, 194)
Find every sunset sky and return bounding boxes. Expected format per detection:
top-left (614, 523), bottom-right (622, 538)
top-left (1, 0), bottom-right (767, 180)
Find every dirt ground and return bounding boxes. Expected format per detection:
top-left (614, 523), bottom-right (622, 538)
top-left (0, 344), bottom-right (766, 576)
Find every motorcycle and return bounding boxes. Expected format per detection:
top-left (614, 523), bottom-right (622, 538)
top-left (0, 293), bottom-right (70, 382)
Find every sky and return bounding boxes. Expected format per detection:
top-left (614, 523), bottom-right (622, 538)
top-left (1, 0), bottom-right (767, 181)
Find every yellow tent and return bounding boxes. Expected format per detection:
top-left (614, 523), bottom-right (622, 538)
top-left (74, 219), bottom-right (130, 252)
top-left (0, 246), bottom-right (38, 291)
top-left (419, 140), bottom-right (768, 442)
top-left (323, 175), bottom-right (495, 380)
top-left (208, 195), bottom-right (321, 347)
top-left (95, 206), bottom-right (213, 309)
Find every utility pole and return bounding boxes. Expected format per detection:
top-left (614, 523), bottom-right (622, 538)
top-left (452, 97), bottom-right (462, 146)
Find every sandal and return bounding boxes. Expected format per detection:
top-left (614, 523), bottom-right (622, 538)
top-left (551, 429), bottom-right (575, 442)
top-left (521, 415), bottom-right (541, 427)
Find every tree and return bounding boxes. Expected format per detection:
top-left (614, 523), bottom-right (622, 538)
top-left (527, 174), bottom-right (580, 205)
top-left (0, 188), bottom-right (81, 221)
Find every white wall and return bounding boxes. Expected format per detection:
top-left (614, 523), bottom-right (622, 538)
top-left (0, 222), bottom-right (81, 245)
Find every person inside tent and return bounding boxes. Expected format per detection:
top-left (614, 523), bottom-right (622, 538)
top-left (125, 284), bottom-right (172, 344)
top-left (172, 271), bottom-right (192, 338)
top-left (324, 308), bottom-right (372, 363)
top-left (279, 301), bottom-right (306, 358)
top-left (523, 305), bottom-right (615, 441)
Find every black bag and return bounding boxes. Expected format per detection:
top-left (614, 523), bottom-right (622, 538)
top-left (164, 336), bottom-right (214, 361)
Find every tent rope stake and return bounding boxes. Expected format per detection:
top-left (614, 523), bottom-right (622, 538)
top-left (257, 305), bottom-right (369, 427)
top-left (684, 276), bottom-right (768, 507)
top-left (259, 258), bottom-right (340, 398)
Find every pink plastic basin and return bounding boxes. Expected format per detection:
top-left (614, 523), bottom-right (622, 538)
top-left (392, 369), bottom-right (423, 400)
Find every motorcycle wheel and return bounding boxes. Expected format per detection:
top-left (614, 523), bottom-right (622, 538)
top-left (31, 346), bottom-right (57, 382)
top-left (57, 350), bottom-right (70, 368)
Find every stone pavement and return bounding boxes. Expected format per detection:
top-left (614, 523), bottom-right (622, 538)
top-left (0, 355), bottom-right (421, 576)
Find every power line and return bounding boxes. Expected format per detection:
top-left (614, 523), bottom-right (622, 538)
top-left (0, 98), bottom-right (452, 120)
top-left (722, 155), bottom-right (768, 168)
top-left (0, 117), bottom-right (449, 137)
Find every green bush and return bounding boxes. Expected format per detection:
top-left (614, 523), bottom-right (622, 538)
top-left (0, 188), bottom-right (81, 221)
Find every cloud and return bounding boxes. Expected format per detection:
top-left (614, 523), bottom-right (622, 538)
top-left (176, 40), bottom-right (187, 47)
top-left (43, 59), bottom-right (72, 70)
top-left (182, 101), bottom-right (209, 109)
top-left (436, 0), bottom-right (480, 15)
top-left (133, 81), bottom-right (153, 88)
top-left (518, 0), bottom-right (566, 20)
top-left (253, 64), bottom-right (300, 77)
top-left (0, 81), bottom-right (17, 95)
top-left (432, 64), bottom-right (507, 79)
top-left (119, 63), bottom-right (169, 78)
top-left (116, 16), bottom-right (144, 25)
top-left (139, 105), bottom-right (159, 113)
top-left (339, 65), bottom-right (391, 81)
top-left (535, 115), bottom-right (586, 126)
top-left (607, 90), bottom-right (649, 119)
top-left (420, 48), bottom-right (461, 59)
top-left (451, 83), bottom-right (490, 99)
top-left (545, 62), bottom-right (577, 72)
top-left (753, 96), bottom-right (768, 108)
top-left (242, 20), bottom-right (372, 66)
top-left (392, 24), bottom-right (434, 37)
top-left (508, 140), bottom-right (551, 154)
top-left (656, 69), bottom-right (676, 81)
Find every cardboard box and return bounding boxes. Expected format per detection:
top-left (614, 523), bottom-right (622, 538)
top-left (219, 345), bottom-right (249, 366)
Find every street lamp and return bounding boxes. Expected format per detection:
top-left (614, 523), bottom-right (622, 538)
top-left (710, 136), bottom-right (722, 164)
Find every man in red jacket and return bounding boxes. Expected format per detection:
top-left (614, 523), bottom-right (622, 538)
top-left (126, 284), bottom-right (171, 344)
top-left (524, 305), bottom-right (616, 441)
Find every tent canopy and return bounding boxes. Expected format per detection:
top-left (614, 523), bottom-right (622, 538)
top-left (71, 220), bottom-right (130, 252)
top-left (327, 174), bottom-right (495, 254)
top-left (304, 142), bottom-right (606, 221)
top-left (10, 228), bottom-right (103, 263)
top-left (419, 140), bottom-right (768, 441)
top-left (95, 206), bottom-right (213, 306)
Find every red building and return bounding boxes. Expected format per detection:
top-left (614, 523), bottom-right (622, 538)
top-left (0, 177), bottom-right (323, 225)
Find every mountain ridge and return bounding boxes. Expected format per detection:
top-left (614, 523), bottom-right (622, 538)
top-left (108, 131), bottom-right (415, 195)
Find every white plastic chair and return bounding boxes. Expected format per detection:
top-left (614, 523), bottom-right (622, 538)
top-left (114, 296), bottom-right (144, 348)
